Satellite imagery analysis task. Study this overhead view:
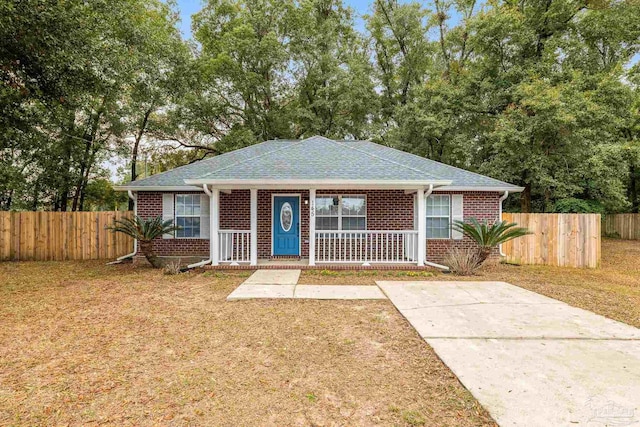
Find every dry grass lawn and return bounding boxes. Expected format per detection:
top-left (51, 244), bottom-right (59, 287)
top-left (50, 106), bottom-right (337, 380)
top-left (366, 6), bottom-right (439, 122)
top-left (0, 262), bottom-right (493, 426)
top-left (301, 238), bottom-right (640, 328)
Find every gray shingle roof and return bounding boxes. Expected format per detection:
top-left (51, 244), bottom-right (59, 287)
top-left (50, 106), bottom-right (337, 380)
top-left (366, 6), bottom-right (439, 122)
top-left (343, 140), bottom-right (521, 190)
top-left (120, 136), bottom-right (522, 191)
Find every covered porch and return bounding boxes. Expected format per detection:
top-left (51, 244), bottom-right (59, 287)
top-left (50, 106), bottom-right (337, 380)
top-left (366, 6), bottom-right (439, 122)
top-left (188, 182), bottom-right (453, 269)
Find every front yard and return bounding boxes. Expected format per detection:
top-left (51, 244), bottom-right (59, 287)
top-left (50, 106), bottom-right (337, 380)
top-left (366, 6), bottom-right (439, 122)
top-left (1, 238), bottom-right (638, 426)
top-left (0, 262), bottom-right (492, 426)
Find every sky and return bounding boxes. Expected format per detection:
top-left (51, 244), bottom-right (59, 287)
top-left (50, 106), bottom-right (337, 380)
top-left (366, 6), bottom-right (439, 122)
top-left (174, 0), bottom-right (448, 39)
top-left (176, 0), bottom-right (203, 38)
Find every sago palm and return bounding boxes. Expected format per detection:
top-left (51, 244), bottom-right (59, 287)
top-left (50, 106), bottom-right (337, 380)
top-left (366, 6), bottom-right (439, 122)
top-left (108, 215), bottom-right (179, 268)
top-left (452, 218), bottom-right (531, 263)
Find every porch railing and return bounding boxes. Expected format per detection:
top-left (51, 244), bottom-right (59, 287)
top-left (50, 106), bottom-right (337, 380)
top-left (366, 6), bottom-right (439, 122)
top-left (219, 230), bottom-right (251, 263)
top-left (315, 230), bottom-right (419, 264)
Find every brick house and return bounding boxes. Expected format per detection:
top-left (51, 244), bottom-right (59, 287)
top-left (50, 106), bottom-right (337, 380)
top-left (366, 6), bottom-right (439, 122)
top-left (118, 136), bottom-right (523, 268)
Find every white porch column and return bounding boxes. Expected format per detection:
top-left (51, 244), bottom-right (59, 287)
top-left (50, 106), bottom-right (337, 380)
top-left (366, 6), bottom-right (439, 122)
top-left (250, 188), bottom-right (258, 266)
top-left (308, 188), bottom-right (316, 266)
top-left (211, 188), bottom-right (220, 266)
top-left (417, 188), bottom-right (426, 266)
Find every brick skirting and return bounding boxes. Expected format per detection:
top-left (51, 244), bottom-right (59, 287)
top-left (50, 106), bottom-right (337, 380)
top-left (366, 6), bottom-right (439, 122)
top-left (204, 263), bottom-right (441, 271)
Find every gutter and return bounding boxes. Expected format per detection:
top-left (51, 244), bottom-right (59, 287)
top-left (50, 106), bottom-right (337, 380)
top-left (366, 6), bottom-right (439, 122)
top-left (107, 190), bottom-right (138, 264)
top-left (499, 191), bottom-right (509, 257)
top-left (187, 184), bottom-right (214, 269)
top-left (433, 186), bottom-right (525, 192)
top-left (182, 178), bottom-right (453, 189)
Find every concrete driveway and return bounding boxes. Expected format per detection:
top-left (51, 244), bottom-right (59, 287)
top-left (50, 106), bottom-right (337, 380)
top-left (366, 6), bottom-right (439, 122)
top-left (377, 281), bottom-right (640, 427)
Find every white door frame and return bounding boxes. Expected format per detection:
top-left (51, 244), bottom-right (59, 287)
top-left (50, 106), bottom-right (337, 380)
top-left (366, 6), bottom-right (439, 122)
top-left (271, 193), bottom-right (302, 256)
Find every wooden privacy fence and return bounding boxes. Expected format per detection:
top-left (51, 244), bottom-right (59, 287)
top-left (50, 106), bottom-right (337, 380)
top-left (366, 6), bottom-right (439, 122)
top-left (0, 211), bottom-right (134, 261)
top-left (502, 213), bottom-right (601, 268)
top-left (603, 214), bottom-right (640, 240)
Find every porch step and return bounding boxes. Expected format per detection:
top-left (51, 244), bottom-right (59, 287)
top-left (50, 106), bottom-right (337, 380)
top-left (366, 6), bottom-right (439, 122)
top-left (243, 269), bottom-right (301, 285)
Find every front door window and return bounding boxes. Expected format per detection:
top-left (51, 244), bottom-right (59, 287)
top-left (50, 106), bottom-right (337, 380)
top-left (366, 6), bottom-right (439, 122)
top-left (280, 202), bottom-right (293, 232)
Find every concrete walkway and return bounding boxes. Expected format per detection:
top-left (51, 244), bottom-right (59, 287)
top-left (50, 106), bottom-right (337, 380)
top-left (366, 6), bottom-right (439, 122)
top-left (226, 270), bottom-right (386, 301)
top-left (377, 280), bottom-right (640, 426)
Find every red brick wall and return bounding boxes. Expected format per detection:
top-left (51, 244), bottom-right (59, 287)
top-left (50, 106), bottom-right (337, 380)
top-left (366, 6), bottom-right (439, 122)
top-left (135, 189), bottom-right (501, 263)
top-left (220, 190), bottom-right (250, 229)
top-left (426, 191), bottom-right (501, 263)
top-left (136, 192), bottom-right (209, 257)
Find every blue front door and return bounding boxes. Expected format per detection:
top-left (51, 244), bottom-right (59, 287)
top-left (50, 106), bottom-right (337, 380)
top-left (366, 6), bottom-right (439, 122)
top-left (273, 196), bottom-right (300, 256)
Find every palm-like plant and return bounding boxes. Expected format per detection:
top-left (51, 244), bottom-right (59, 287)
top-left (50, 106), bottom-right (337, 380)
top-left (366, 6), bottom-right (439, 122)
top-left (108, 215), bottom-right (179, 268)
top-left (452, 218), bottom-right (531, 263)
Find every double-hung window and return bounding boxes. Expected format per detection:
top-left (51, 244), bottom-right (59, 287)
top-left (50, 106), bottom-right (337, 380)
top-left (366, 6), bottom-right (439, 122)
top-left (175, 194), bottom-right (201, 238)
top-left (315, 195), bottom-right (366, 230)
top-left (426, 194), bottom-right (451, 239)
top-left (341, 195), bottom-right (366, 230)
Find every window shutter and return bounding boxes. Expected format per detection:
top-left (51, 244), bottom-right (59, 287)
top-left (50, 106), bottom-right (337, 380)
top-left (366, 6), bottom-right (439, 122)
top-left (162, 193), bottom-right (175, 239)
top-left (451, 194), bottom-right (464, 240)
top-left (200, 194), bottom-right (210, 239)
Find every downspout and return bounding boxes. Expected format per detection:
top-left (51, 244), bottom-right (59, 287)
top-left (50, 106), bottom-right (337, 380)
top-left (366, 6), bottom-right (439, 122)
top-left (108, 190), bottom-right (138, 264)
top-left (424, 184), bottom-right (434, 199)
top-left (499, 191), bottom-right (509, 256)
top-left (187, 184), bottom-right (213, 269)
top-left (422, 185), bottom-right (450, 271)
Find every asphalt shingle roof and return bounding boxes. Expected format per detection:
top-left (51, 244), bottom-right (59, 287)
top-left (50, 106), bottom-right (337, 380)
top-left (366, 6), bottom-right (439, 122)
top-left (121, 136), bottom-right (521, 191)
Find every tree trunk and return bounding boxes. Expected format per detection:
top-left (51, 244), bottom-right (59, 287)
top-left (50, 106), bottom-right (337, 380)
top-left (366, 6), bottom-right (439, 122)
top-left (544, 188), bottom-right (552, 213)
top-left (59, 110), bottom-right (77, 212)
top-left (477, 246), bottom-right (493, 264)
top-left (630, 162), bottom-right (638, 213)
top-left (71, 141), bottom-right (90, 211)
top-left (73, 100), bottom-right (105, 211)
top-left (139, 240), bottom-right (161, 268)
top-left (1, 189), bottom-right (13, 211)
top-left (520, 183), bottom-right (532, 213)
top-left (31, 181), bottom-right (39, 211)
top-left (59, 139), bottom-right (73, 212)
top-left (130, 106), bottom-right (153, 211)
top-left (79, 142), bottom-right (101, 211)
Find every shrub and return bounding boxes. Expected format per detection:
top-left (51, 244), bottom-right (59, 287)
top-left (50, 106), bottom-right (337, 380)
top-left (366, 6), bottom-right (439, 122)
top-left (444, 248), bottom-right (482, 276)
top-left (108, 215), bottom-right (179, 268)
top-left (452, 218), bottom-right (530, 263)
top-left (552, 198), bottom-right (605, 214)
top-left (163, 259), bottom-right (183, 275)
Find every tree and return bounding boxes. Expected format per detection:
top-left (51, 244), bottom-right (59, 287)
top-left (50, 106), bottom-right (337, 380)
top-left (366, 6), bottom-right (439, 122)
top-left (0, 0), bottom-right (190, 211)
top-left (453, 218), bottom-right (531, 263)
top-left (108, 216), bottom-right (179, 268)
top-left (3, 0), bottom-right (640, 214)
top-left (191, 0), bottom-right (296, 146)
top-left (120, 4), bottom-right (192, 209)
top-left (288, 0), bottom-right (377, 139)
top-left (467, 0), bottom-right (640, 212)
top-left (366, 0), bottom-right (431, 128)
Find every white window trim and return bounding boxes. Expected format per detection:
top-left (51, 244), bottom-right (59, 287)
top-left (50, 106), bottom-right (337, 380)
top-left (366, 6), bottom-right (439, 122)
top-left (315, 194), bottom-right (367, 231)
top-left (175, 194), bottom-right (202, 239)
top-left (426, 194), bottom-right (451, 240)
